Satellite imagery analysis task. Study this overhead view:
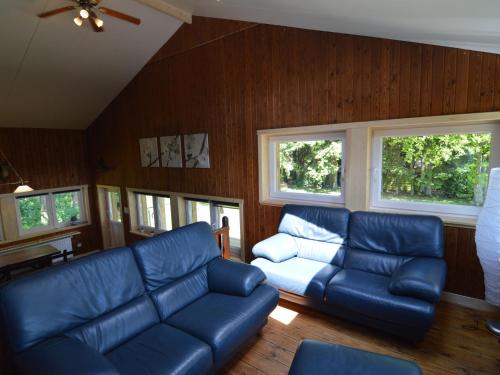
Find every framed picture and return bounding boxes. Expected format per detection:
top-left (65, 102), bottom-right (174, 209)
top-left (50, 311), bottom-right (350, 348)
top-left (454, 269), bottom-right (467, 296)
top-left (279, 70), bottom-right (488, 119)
top-left (160, 135), bottom-right (182, 168)
top-left (139, 137), bottom-right (159, 167)
top-left (184, 133), bottom-right (210, 168)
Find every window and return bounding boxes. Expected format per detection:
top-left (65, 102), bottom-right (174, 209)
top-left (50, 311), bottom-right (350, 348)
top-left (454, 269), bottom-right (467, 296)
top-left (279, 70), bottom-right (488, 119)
top-left (54, 190), bottom-right (84, 226)
top-left (268, 133), bottom-right (345, 204)
top-left (15, 186), bottom-right (88, 235)
top-left (213, 202), bottom-right (241, 254)
top-left (135, 192), bottom-right (172, 232)
top-left (371, 125), bottom-right (495, 217)
top-left (186, 198), bottom-right (242, 256)
top-left (185, 199), bottom-right (211, 225)
top-left (106, 190), bottom-right (122, 222)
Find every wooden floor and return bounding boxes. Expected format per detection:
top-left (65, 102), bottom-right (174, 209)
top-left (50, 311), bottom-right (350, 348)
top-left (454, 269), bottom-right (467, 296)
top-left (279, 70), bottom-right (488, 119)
top-left (223, 300), bottom-right (500, 375)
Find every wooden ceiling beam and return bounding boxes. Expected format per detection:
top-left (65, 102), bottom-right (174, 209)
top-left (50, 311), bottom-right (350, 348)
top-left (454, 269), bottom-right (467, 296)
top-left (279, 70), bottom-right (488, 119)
top-left (135, 0), bottom-right (192, 24)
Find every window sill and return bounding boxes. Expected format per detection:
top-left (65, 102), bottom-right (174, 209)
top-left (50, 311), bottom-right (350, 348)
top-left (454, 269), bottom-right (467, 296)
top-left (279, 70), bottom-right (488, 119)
top-left (261, 197), bottom-right (345, 208)
top-left (0, 223), bottom-right (90, 248)
top-left (369, 206), bottom-right (477, 228)
top-left (130, 229), bottom-right (162, 238)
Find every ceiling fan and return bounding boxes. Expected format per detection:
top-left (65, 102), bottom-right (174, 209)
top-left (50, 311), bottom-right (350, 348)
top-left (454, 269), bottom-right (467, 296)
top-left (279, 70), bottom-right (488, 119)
top-left (37, 0), bottom-right (141, 32)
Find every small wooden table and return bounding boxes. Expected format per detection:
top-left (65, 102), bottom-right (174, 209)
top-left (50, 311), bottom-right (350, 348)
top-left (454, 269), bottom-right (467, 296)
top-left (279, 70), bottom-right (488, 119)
top-left (0, 245), bottom-right (60, 281)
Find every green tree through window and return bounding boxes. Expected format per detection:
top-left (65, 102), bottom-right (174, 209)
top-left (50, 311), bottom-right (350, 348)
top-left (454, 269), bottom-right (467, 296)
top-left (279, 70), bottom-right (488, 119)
top-left (279, 140), bottom-right (343, 195)
top-left (54, 191), bottom-right (81, 224)
top-left (18, 195), bottom-right (50, 230)
top-left (381, 133), bottom-right (491, 206)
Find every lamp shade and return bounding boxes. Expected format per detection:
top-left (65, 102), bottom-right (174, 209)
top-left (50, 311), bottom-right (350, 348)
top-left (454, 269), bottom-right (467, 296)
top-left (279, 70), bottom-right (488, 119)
top-left (14, 184), bottom-right (34, 194)
top-left (475, 167), bottom-right (500, 307)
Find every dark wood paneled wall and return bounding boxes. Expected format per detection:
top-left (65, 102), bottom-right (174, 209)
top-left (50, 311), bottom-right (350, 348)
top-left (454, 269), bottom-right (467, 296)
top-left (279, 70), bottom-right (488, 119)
top-left (0, 128), bottom-right (100, 254)
top-left (88, 16), bottom-right (500, 299)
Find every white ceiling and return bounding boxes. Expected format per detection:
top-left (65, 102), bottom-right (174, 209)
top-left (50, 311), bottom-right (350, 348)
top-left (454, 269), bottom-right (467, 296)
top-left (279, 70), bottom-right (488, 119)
top-left (1, 0), bottom-right (500, 130)
top-left (188, 0), bottom-right (500, 55)
top-left (0, 0), bottom-right (181, 129)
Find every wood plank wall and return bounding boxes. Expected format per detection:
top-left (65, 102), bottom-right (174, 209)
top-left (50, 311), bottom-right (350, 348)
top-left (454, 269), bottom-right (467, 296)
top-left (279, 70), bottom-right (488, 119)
top-left (87, 16), bottom-right (500, 299)
top-left (0, 128), bottom-right (100, 254)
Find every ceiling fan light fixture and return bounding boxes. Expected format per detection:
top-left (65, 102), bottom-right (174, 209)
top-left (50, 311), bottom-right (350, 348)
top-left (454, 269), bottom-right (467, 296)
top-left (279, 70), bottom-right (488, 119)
top-left (79, 9), bottom-right (90, 19)
top-left (73, 15), bottom-right (83, 26)
top-left (95, 18), bottom-right (104, 28)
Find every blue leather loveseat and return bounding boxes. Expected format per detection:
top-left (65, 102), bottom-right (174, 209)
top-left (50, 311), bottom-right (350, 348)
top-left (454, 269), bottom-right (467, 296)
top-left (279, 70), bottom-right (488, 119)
top-left (0, 222), bottom-right (279, 374)
top-left (252, 205), bottom-right (446, 341)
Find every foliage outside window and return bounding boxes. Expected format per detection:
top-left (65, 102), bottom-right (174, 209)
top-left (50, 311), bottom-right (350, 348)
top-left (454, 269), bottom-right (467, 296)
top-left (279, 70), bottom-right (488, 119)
top-left (18, 195), bottom-right (50, 232)
top-left (54, 191), bottom-right (82, 224)
top-left (270, 134), bottom-right (345, 203)
top-left (372, 128), bottom-right (493, 216)
top-left (16, 187), bottom-right (87, 235)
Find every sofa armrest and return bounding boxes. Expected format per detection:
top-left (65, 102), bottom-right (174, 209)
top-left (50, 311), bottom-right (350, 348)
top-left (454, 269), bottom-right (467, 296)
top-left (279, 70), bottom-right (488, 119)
top-left (252, 233), bottom-right (298, 263)
top-left (208, 258), bottom-right (266, 297)
top-left (14, 337), bottom-right (119, 375)
top-left (389, 258), bottom-right (447, 303)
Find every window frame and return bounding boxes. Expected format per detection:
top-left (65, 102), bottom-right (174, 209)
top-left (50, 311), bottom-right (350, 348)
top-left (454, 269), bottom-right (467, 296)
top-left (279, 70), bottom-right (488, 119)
top-left (105, 190), bottom-right (122, 223)
top-left (268, 132), bottom-right (346, 205)
top-left (14, 186), bottom-right (89, 236)
top-left (53, 189), bottom-right (86, 228)
top-left (370, 124), bottom-right (497, 218)
top-left (133, 191), bottom-right (173, 233)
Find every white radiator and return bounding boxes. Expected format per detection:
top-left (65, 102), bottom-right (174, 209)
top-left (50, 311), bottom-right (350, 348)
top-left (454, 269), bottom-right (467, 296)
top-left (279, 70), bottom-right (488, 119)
top-left (47, 237), bottom-right (73, 262)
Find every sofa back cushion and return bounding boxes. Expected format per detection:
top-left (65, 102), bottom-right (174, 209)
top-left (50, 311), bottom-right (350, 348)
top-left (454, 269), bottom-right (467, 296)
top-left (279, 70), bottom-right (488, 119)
top-left (65, 295), bottom-right (159, 354)
top-left (293, 237), bottom-right (347, 265)
top-left (131, 222), bottom-right (220, 292)
top-left (343, 248), bottom-right (411, 276)
top-left (349, 212), bottom-right (444, 257)
top-left (0, 247), bottom-right (147, 353)
top-left (346, 211), bottom-right (444, 275)
top-left (278, 205), bottom-right (350, 264)
top-left (279, 205), bottom-right (350, 244)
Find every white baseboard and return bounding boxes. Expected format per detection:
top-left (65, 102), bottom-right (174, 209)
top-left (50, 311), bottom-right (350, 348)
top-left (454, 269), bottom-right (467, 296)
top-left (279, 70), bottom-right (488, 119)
top-left (442, 291), bottom-right (500, 312)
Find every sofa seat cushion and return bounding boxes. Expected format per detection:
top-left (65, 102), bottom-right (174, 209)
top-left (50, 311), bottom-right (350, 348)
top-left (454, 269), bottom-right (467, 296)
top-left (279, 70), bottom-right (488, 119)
top-left (106, 324), bottom-right (212, 375)
top-left (166, 285), bottom-right (279, 366)
top-left (325, 270), bottom-right (435, 329)
top-left (251, 257), bottom-right (341, 301)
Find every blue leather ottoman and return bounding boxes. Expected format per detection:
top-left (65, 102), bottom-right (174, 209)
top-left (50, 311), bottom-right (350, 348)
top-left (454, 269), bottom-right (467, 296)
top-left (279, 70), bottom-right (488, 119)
top-left (289, 340), bottom-right (422, 375)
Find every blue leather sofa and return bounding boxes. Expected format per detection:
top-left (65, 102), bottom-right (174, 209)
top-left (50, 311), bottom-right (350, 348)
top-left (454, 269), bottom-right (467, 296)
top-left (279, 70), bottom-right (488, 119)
top-left (0, 222), bottom-right (279, 374)
top-left (252, 205), bottom-right (446, 341)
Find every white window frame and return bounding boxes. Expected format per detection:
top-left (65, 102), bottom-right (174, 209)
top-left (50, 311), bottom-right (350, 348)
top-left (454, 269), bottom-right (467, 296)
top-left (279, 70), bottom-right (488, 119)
top-left (371, 124), bottom-right (498, 218)
top-left (133, 192), bottom-right (173, 233)
top-left (0, 211), bottom-right (4, 241)
top-left (15, 186), bottom-right (89, 236)
top-left (268, 132), bottom-right (346, 205)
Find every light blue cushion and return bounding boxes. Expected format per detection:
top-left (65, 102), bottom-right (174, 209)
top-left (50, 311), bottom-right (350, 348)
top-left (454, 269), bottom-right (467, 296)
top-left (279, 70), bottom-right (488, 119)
top-left (278, 205), bottom-right (350, 244)
top-left (251, 257), bottom-right (341, 301)
top-left (252, 233), bottom-right (298, 262)
top-left (294, 237), bottom-right (345, 265)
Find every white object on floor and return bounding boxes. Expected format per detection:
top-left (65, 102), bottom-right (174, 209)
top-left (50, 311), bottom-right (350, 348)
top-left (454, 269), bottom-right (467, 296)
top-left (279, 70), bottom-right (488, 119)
top-left (475, 168), bottom-right (500, 307)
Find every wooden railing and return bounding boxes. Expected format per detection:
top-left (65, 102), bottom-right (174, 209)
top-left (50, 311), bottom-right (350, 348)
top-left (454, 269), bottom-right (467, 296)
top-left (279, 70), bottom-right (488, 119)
top-left (213, 216), bottom-right (231, 259)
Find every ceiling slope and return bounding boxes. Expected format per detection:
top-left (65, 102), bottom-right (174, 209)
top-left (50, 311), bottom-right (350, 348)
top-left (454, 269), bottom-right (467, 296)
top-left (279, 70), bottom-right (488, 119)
top-left (0, 0), bottom-right (182, 129)
top-left (189, 0), bottom-right (500, 55)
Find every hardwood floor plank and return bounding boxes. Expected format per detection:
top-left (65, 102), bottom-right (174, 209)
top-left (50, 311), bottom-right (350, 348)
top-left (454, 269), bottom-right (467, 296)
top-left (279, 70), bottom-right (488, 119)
top-left (222, 300), bottom-right (500, 375)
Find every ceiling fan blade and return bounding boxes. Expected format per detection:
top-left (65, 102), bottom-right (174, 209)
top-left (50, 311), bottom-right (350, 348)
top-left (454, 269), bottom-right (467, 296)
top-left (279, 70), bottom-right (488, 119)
top-left (89, 11), bottom-right (105, 32)
top-left (98, 7), bottom-right (141, 25)
top-left (37, 6), bottom-right (76, 18)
